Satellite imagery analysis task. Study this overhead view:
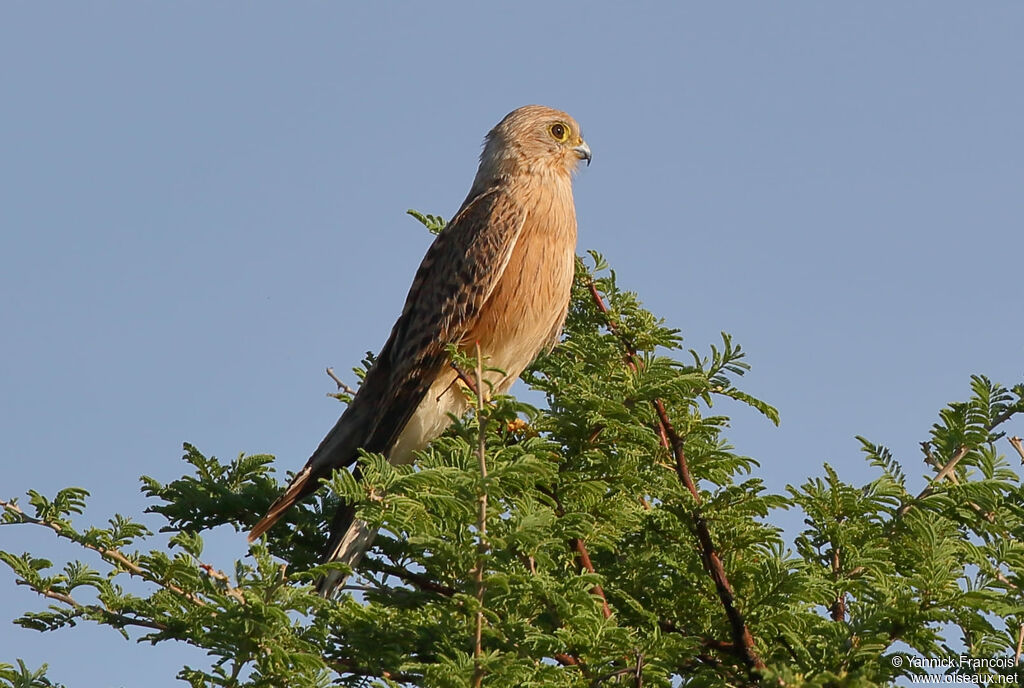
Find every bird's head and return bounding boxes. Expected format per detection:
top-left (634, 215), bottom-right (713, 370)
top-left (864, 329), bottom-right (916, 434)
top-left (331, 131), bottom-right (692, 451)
top-left (477, 105), bottom-right (590, 184)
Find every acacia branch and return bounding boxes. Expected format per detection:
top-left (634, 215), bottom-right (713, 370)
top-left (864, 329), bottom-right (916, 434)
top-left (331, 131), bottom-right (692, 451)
top-left (197, 562), bottom-right (246, 604)
top-left (1, 499), bottom-right (208, 608)
top-left (590, 655), bottom-right (645, 688)
top-left (894, 385), bottom-right (1019, 519)
top-left (927, 445), bottom-right (971, 485)
top-left (372, 562), bottom-right (456, 596)
top-left (586, 279), bottom-right (764, 673)
top-left (898, 445), bottom-right (970, 517)
top-left (329, 658), bottom-right (418, 684)
top-left (325, 367), bottom-right (358, 397)
top-left (553, 652), bottom-right (595, 682)
top-left (571, 538), bottom-right (612, 619)
top-left (542, 450), bottom-right (614, 618)
top-left (990, 405), bottom-right (1021, 432)
top-left (472, 343), bottom-right (488, 688)
top-left (652, 400), bottom-right (700, 502)
top-left (919, 443), bottom-right (995, 522)
top-left (17, 582), bottom-right (168, 632)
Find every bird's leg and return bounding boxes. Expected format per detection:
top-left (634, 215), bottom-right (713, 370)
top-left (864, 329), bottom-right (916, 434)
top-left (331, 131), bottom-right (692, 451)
top-left (445, 347), bottom-right (497, 404)
top-left (448, 360), bottom-right (480, 398)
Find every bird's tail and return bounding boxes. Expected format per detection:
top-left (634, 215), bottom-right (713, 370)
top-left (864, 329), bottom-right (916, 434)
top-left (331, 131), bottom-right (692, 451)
top-left (248, 465), bottom-right (317, 542)
top-left (248, 391), bottom-right (378, 543)
top-left (315, 503), bottom-right (379, 597)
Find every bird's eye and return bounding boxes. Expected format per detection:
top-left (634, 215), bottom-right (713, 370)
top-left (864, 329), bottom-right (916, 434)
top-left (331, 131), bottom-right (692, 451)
top-left (549, 122), bottom-right (569, 142)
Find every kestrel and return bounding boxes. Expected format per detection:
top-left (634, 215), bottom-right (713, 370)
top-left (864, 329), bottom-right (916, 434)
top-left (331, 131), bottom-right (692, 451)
top-left (249, 105), bottom-right (591, 596)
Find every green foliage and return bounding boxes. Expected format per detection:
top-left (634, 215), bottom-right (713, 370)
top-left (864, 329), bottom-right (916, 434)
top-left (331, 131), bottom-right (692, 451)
top-left (407, 210), bottom-right (447, 235)
top-left (0, 661), bottom-right (65, 688)
top-left (3, 240), bottom-right (1023, 687)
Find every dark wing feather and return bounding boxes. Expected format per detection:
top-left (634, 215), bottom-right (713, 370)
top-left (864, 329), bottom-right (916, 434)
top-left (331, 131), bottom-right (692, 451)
top-left (362, 186), bottom-right (527, 452)
top-left (248, 186), bottom-right (526, 541)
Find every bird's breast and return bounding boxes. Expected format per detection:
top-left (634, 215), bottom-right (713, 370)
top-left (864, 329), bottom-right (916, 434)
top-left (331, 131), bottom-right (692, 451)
top-left (463, 178), bottom-right (578, 392)
top-left (391, 177), bottom-right (577, 464)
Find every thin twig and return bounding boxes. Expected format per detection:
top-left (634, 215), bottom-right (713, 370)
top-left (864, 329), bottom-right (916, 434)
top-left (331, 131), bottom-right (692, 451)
top-left (571, 538), bottom-right (612, 619)
top-left (1016, 623), bottom-right (1023, 665)
top-left (588, 280), bottom-right (639, 374)
top-left (888, 378), bottom-right (1018, 520)
top-left (1, 499), bottom-right (207, 608)
top-left (994, 570), bottom-right (1019, 591)
top-left (325, 367), bottom-right (358, 396)
top-left (372, 562), bottom-right (456, 596)
top-left (472, 342), bottom-right (488, 688)
top-left (898, 445), bottom-right (969, 517)
top-left (329, 658), bottom-right (418, 684)
top-left (990, 406), bottom-right (1021, 432)
top-left (553, 652), bottom-right (594, 681)
top-left (18, 583), bottom-right (169, 632)
top-left (542, 489), bottom-right (612, 617)
top-left (918, 443), bottom-right (994, 522)
top-left (670, 483), bottom-right (779, 682)
top-left (197, 562), bottom-right (246, 603)
top-left (652, 399), bottom-right (700, 502)
top-left (591, 665), bottom-right (640, 687)
top-left (586, 279), bottom-right (764, 673)
top-left (452, 361), bottom-right (480, 397)
top-left (928, 445), bottom-right (971, 485)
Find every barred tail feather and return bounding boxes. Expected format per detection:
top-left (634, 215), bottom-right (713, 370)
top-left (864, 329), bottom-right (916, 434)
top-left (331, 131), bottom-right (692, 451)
top-left (316, 504), bottom-right (379, 597)
top-left (248, 465), bottom-right (316, 542)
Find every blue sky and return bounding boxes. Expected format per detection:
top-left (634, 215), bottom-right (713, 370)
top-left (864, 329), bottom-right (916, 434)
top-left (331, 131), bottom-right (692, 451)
top-left (2, 4), bottom-right (1022, 685)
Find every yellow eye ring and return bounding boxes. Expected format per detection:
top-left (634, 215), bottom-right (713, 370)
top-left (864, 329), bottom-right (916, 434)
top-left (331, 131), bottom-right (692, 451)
top-left (549, 122), bottom-right (570, 142)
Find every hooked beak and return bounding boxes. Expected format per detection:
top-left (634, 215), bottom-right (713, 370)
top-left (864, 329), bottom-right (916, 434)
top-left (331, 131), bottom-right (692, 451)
top-left (573, 140), bottom-right (592, 167)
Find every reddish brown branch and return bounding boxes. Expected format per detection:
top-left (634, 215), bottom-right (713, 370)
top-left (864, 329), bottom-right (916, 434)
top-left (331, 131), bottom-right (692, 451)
top-left (690, 514), bottom-right (762, 669)
top-left (539, 483), bottom-right (613, 621)
top-left (586, 279), bottom-right (764, 673)
top-left (571, 538), bottom-right (612, 619)
top-left (588, 280), bottom-right (639, 373)
top-left (653, 399), bottom-right (700, 503)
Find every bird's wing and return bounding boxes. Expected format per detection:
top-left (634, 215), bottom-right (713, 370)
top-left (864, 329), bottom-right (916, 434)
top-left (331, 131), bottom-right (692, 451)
top-left (366, 186), bottom-right (527, 449)
top-left (248, 186), bottom-right (527, 541)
